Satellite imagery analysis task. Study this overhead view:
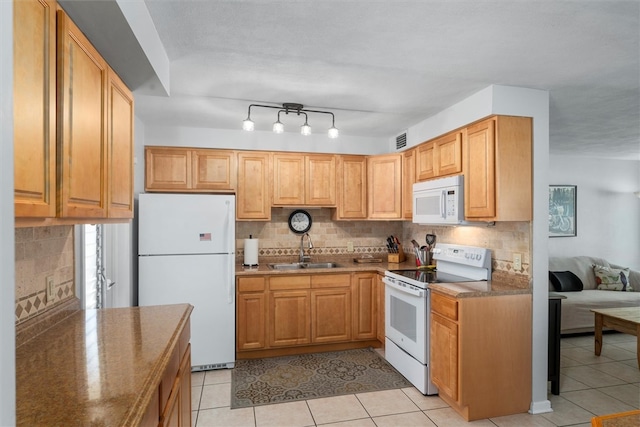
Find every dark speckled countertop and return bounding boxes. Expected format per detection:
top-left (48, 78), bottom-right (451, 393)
top-left (16, 303), bottom-right (192, 427)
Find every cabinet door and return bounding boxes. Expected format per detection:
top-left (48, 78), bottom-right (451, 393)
top-left (402, 149), bottom-right (416, 219)
top-left (179, 344), bottom-right (192, 427)
top-left (237, 292), bottom-right (266, 350)
top-left (57, 10), bottom-right (109, 218)
top-left (106, 70), bottom-right (134, 218)
top-left (273, 153), bottom-right (305, 206)
top-left (376, 274), bottom-right (385, 343)
top-left (430, 312), bottom-right (458, 401)
top-left (464, 118), bottom-right (496, 219)
top-left (306, 154), bottom-right (336, 205)
top-left (269, 290), bottom-right (310, 347)
top-left (311, 289), bottom-right (351, 343)
top-left (436, 132), bottom-right (462, 177)
top-left (367, 154), bottom-right (402, 219)
top-left (145, 147), bottom-right (192, 191)
top-left (192, 149), bottom-right (236, 191)
top-left (352, 273), bottom-right (377, 340)
top-left (335, 155), bottom-right (367, 219)
top-left (13, 0), bottom-right (57, 218)
top-left (416, 142), bottom-right (436, 181)
top-left (237, 151), bottom-right (271, 220)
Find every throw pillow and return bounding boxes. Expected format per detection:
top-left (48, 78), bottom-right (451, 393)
top-left (549, 271), bottom-right (583, 292)
top-left (593, 264), bottom-right (633, 291)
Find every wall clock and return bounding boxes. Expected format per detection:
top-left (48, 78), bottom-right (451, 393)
top-left (288, 209), bottom-right (312, 234)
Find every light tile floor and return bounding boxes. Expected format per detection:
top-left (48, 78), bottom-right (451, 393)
top-left (190, 333), bottom-right (639, 426)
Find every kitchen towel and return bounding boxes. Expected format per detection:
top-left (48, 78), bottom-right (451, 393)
top-left (243, 237), bottom-right (259, 266)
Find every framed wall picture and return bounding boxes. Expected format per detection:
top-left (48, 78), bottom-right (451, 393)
top-left (549, 185), bottom-right (577, 237)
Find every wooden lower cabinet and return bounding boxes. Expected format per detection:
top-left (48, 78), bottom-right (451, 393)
top-left (311, 288), bottom-right (351, 343)
top-left (352, 273), bottom-right (376, 340)
top-left (269, 290), bottom-right (311, 347)
top-left (430, 290), bottom-right (531, 421)
top-left (143, 318), bottom-right (191, 427)
top-left (375, 273), bottom-right (385, 343)
top-left (237, 272), bottom-right (382, 358)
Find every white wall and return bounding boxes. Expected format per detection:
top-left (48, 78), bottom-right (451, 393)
top-left (143, 125), bottom-right (388, 155)
top-left (549, 155), bottom-right (640, 270)
top-left (0, 1), bottom-right (16, 424)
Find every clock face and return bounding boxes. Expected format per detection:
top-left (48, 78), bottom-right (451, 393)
top-left (288, 210), bottom-right (312, 234)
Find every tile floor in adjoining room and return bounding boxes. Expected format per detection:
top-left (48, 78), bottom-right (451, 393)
top-left (190, 333), bottom-right (639, 427)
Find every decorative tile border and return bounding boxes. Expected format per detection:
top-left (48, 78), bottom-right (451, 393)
top-left (15, 280), bottom-right (74, 324)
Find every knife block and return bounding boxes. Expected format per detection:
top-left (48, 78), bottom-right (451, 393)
top-left (387, 244), bottom-right (406, 263)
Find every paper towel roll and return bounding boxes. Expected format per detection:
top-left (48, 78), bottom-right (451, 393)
top-left (243, 238), bottom-right (259, 266)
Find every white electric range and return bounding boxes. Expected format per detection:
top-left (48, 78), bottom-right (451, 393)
top-left (383, 243), bottom-right (492, 395)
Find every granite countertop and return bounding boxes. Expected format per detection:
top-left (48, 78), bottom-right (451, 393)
top-left (16, 303), bottom-right (193, 427)
top-left (235, 255), bottom-right (416, 276)
top-left (237, 255), bottom-right (531, 297)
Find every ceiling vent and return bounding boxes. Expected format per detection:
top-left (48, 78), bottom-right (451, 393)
top-left (396, 132), bottom-right (407, 150)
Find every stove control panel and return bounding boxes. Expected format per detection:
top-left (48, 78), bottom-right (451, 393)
top-left (432, 243), bottom-right (492, 269)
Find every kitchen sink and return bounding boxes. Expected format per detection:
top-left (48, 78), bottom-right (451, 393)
top-left (268, 262), bottom-right (341, 270)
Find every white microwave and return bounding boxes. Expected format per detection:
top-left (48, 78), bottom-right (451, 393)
top-left (413, 175), bottom-right (465, 224)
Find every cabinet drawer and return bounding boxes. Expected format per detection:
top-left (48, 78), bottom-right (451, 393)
top-left (160, 344), bottom-right (180, 413)
top-left (237, 276), bottom-right (266, 292)
top-left (431, 292), bottom-right (458, 321)
top-left (311, 274), bottom-right (351, 288)
top-left (269, 275), bottom-right (311, 290)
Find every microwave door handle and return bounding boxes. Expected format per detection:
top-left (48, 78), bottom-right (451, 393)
top-left (441, 190), bottom-right (446, 219)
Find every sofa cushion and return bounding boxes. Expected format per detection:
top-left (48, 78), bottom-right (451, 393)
top-left (549, 256), bottom-right (611, 290)
top-left (549, 271), bottom-right (583, 292)
top-left (594, 264), bottom-right (633, 291)
top-left (560, 289), bottom-right (640, 333)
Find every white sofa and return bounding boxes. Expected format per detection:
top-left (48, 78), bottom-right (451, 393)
top-left (548, 256), bottom-right (640, 334)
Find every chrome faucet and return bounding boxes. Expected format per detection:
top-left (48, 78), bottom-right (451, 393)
top-left (299, 233), bottom-right (313, 263)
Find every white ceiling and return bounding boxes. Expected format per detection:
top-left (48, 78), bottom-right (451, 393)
top-left (60, 1), bottom-right (640, 160)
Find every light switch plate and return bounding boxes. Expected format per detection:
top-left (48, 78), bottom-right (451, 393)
top-left (347, 241), bottom-right (354, 252)
top-left (46, 276), bottom-right (55, 302)
top-left (513, 253), bottom-right (522, 272)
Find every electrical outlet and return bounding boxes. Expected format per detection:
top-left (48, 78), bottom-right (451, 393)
top-left (46, 276), bottom-right (55, 302)
top-left (347, 241), bottom-right (354, 253)
top-left (513, 253), bottom-right (522, 272)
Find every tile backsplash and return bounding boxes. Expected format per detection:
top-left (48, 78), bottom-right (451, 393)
top-left (15, 226), bottom-right (75, 324)
top-left (236, 208), bottom-right (530, 278)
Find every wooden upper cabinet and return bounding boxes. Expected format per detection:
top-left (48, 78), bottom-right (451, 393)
top-left (145, 147), bottom-right (192, 191)
top-left (272, 153), bottom-right (305, 205)
top-left (273, 153), bottom-right (336, 206)
top-left (402, 149), bottom-right (416, 219)
top-left (334, 155), bottom-right (367, 220)
top-left (367, 154), bottom-right (402, 219)
top-left (237, 151), bottom-right (271, 220)
top-left (145, 147), bottom-right (235, 193)
top-left (14, 0), bottom-right (57, 218)
top-left (107, 70), bottom-right (134, 218)
top-left (57, 10), bottom-right (109, 218)
top-left (463, 116), bottom-right (532, 221)
top-left (416, 142), bottom-right (436, 181)
top-left (306, 154), bottom-right (336, 206)
top-left (416, 131), bottom-right (462, 181)
top-left (192, 149), bottom-right (236, 191)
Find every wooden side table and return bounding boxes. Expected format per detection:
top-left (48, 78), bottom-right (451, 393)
top-left (548, 293), bottom-right (566, 395)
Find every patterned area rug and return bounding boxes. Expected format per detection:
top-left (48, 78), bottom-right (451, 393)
top-left (230, 348), bottom-right (412, 408)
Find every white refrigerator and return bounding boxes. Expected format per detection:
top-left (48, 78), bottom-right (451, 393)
top-left (138, 193), bottom-right (236, 371)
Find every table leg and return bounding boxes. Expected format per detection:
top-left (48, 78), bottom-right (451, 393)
top-left (594, 313), bottom-right (603, 356)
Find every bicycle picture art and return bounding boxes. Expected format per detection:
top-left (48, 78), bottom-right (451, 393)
top-left (549, 185), bottom-right (577, 237)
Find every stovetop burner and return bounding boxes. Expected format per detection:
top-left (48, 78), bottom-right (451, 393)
top-left (388, 269), bottom-right (483, 284)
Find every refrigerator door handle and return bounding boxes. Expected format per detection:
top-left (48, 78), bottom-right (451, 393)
top-left (225, 199), bottom-right (233, 304)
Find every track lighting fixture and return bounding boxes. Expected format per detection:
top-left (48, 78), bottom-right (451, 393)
top-left (242, 103), bottom-right (339, 138)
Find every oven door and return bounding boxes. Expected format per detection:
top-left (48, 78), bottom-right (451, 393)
top-left (383, 276), bottom-right (428, 364)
